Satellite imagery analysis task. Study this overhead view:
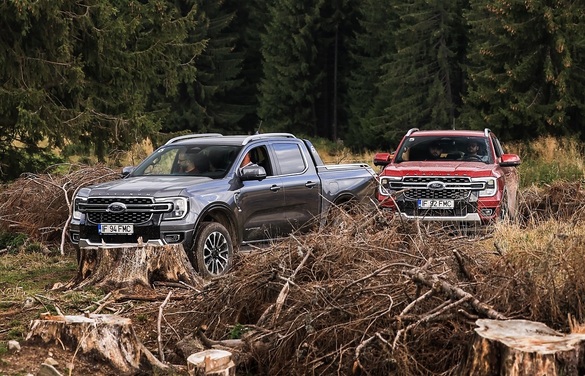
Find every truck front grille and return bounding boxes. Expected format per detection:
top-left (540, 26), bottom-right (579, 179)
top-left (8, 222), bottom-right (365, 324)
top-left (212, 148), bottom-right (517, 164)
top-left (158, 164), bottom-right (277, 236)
top-left (80, 197), bottom-right (169, 224)
top-left (403, 189), bottom-right (469, 200)
top-left (385, 176), bottom-right (483, 201)
top-left (87, 212), bottom-right (152, 224)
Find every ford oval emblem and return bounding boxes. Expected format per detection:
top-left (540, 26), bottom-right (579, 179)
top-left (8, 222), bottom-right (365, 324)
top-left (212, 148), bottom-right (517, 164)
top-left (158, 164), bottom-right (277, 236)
top-left (427, 181), bottom-right (445, 191)
top-left (107, 202), bottom-right (127, 213)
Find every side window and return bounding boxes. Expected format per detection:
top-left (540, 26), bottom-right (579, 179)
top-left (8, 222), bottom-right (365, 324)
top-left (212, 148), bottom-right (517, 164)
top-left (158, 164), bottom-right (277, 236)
top-left (273, 143), bottom-right (307, 175)
top-left (241, 145), bottom-right (273, 176)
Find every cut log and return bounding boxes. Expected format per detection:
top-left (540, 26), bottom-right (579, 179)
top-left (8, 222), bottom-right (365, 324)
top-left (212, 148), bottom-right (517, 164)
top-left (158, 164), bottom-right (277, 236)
top-left (187, 349), bottom-right (235, 376)
top-left (26, 313), bottom-right (168, 374)
top-left (461, 319), bottom-right (585, 376)
top-left (71, 243), bottom-right (204, 291)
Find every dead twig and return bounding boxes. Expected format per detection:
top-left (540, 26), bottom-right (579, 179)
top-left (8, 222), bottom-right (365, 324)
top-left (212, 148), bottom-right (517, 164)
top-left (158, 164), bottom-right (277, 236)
top-left (92, 292), bottom-right (114, 314)
top-left (158, 291), bottom-right (172, 363)
top-left (257, 239), bottom-right (313, 327)
top-left (393, 295), bottom-right (471, 350)
top-left (405, 268), bottom-right (507, 320)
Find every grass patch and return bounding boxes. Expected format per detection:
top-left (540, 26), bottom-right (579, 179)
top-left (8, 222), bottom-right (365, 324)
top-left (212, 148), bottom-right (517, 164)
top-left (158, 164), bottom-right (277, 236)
top-left (0, 252), bottom-right (78, 297)
top-left (508, 137), bottom-right (585, 187)
top-left (492, 218), bottom-right (585, 322)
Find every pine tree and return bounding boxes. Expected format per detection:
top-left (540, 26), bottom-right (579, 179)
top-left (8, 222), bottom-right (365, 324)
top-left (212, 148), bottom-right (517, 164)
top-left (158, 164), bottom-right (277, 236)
top-left (0, 0), bottom-right (205, 173)
top-left (221, 0), bottom-right (274, 134)
top-left (462, 0), bottom-right (585, 140)
top-left (258, 0), bottom-right (325, 136)
top-left (345, 0), bottom-right (398, 150)
top-left (161, 0), bottom-right (248, 135)
top-left (368, 0), bottom-right (468, 147)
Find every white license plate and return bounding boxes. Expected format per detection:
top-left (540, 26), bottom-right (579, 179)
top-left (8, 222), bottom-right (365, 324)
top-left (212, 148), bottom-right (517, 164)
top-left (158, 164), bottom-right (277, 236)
top-left (98, 224), bottom-right (134, 235)
top-left (417, 199), bottom-right (454, 209)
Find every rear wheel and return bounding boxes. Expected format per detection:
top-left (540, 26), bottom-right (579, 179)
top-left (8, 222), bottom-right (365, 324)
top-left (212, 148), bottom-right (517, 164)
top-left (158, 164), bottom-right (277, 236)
top-left (191, 222), bottom-right (233, 279)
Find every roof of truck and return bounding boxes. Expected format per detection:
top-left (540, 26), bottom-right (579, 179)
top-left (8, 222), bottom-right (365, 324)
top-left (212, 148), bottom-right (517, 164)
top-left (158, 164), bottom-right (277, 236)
top-left (165, 133), bottom-right (298, 146)
top-left (403, 128), bottom-right (491, 138)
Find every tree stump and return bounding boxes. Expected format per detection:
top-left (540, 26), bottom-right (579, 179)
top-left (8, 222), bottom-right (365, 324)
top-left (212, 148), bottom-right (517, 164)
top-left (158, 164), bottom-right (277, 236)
top-left (461, 319), bottom-right (585, 375)
top-left (27, 313), bottom-right (168, 374)
top-left (187, 349), bottom-right (235, 376)
top-left (71, 243), bottom-right (204, 291)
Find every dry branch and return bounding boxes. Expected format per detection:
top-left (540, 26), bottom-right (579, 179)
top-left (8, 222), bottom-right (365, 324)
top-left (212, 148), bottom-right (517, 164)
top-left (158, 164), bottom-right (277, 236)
top-left (158, 291), bottom-right (172, 363)
top-left (405, 268), bottom-right (508, 320)
top-left (0, 164), bottom-right (119, 248)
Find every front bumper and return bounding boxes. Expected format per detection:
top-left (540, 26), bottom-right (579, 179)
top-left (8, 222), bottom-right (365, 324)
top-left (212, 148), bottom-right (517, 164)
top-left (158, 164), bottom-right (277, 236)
top-left (379, 195), bottom-right (502, 224)
top-left (69, 217), bottom-right (197, 249)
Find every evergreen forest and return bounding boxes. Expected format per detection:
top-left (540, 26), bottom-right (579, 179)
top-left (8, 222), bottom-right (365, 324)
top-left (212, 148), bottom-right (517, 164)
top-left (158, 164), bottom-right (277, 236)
top-left (1, 0), bottom-right (584, 181)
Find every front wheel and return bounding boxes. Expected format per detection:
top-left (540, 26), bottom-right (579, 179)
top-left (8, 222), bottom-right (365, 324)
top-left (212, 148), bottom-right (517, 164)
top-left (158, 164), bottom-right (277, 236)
top-left (191, 222), bottom-right (233, 279)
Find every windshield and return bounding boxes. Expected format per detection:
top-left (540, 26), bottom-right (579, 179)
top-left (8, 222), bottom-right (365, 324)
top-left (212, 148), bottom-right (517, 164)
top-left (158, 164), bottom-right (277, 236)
top-left (394, 136), bottom-right (491, 163)
top-left (131, 144), bottom-right (242, 179)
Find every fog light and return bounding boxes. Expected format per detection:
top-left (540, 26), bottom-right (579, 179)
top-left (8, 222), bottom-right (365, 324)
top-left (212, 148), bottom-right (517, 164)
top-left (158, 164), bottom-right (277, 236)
top-left (481, 208), bottom-right (494, 216)
top-left (164, 234), bottom-right (181, 243)
top-left (71, 232), bottom-right (80, 242)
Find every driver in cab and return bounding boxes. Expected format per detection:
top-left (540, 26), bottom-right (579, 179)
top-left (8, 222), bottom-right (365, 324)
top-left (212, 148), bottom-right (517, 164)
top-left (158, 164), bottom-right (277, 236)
top-left (464, 140), bottom-right (487, 162)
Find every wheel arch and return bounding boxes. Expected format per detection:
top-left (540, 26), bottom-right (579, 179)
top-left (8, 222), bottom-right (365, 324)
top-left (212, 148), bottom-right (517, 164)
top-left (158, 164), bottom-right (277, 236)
top-left (196, 204), bottom-right (239, 246)
top-left (333, 192), bottom-right (357, 206)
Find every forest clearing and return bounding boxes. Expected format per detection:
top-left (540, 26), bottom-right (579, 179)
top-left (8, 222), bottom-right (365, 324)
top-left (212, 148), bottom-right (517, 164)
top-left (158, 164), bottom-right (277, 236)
top-left (1, 146), bottom-right (585, 375)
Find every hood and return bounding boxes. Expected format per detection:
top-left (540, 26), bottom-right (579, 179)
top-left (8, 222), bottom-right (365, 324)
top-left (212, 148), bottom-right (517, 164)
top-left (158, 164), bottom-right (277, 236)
top-left (383, 161), bottom-right (499, 178)
top-left (86, 176), bottom-right (214, 197)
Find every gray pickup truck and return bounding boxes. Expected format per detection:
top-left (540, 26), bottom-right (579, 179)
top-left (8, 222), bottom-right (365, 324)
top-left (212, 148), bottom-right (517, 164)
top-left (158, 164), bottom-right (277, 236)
top-left (69, 133), bottom-right (376, 278)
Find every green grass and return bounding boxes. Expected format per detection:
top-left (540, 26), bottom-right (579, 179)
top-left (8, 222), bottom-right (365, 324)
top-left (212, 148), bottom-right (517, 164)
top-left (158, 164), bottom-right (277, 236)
top-left (0, 251), bottom-right (78, 298)
top-left (518, 159), bottom-right (583, 187)
top-left (506, 137), bottom-right (585, 187)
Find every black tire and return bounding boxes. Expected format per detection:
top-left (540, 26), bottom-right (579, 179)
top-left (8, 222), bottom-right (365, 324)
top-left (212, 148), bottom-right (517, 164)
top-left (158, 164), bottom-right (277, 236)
top-left (191, 222), bottom-right (233, 279)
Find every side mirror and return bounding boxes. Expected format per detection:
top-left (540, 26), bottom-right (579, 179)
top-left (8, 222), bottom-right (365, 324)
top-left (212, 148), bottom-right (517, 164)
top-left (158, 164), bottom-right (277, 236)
top-left (240, 164), bottom-right (267, 181)
top-left (373, 152), bottom-right (393, 167)
top-left (500, 154), bottom-right (521, 167)
top-left (121, 166), bottom-right (135, 178)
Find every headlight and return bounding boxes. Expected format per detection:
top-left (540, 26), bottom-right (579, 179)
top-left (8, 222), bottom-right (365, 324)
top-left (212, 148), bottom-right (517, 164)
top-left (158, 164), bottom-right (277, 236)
top-left (157, 197), bottom-right (189, 220)
top-left (472, 177), bottom-right (498, 197)
top-left (379, 176), bottom-right (402, 196)
top-left (72, 196), bottom-right (87, 220)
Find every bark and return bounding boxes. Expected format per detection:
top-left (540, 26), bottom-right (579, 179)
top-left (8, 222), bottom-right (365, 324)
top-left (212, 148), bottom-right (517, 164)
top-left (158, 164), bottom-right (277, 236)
top-left (71, 243), bottom-right (204, 292)
top-left (26, 313), bottom-right (168, 375)
top-left (461, 319), bottom-right (585, 376)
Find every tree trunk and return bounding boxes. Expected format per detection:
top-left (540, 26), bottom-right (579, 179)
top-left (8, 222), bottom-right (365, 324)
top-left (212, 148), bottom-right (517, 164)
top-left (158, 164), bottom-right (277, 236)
top-left (461, 319), bottom-right (585, 376)
top-left (27, 313), bottom-right (168, 374)
top-left (187, 349), bottom-right (235, 376)
top-left (71, 243), bottom-right (204, 292)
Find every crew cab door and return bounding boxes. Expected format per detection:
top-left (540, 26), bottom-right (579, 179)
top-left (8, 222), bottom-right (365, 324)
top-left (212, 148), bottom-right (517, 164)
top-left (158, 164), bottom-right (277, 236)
top-left (237, 145), bottom-right (288, 242)
top-left (272, 142), bottom-right (322, 234)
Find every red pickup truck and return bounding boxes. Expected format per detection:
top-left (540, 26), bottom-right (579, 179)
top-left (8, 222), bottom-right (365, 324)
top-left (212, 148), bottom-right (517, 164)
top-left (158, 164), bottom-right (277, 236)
top-left (373, 128), bottom-right (521, 224)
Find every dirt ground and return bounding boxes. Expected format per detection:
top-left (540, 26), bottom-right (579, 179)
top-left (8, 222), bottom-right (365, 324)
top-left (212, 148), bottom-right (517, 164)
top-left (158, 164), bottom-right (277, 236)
top-left (3, 180), bottom-right (585, 375)
top-left (0, 270), bottom-right (198, 376)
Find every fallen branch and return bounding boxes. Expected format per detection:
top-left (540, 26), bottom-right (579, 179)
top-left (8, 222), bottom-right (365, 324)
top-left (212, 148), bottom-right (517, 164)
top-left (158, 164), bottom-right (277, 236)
top-left (257, 240), bottom-right (313, 327)
top-left (405, 268), bottom-right (507, 320)
top-left (158, 291), bottom-right (172, 362)
top-left (393, 295), bottom-right (471, 350)
top-left (195, 327), bottom-right (245, 349)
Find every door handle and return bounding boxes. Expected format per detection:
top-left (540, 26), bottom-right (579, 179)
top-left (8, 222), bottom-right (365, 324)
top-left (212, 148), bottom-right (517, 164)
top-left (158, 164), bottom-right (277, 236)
top-left (305, 181), bottom-right (317, 188)
top-left (270, 185), bottom-right (281, 192)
